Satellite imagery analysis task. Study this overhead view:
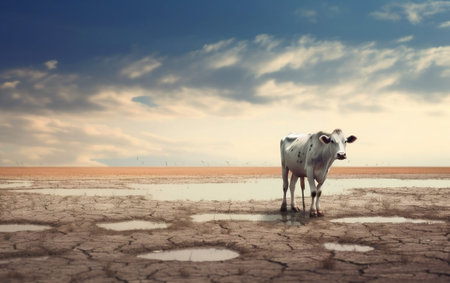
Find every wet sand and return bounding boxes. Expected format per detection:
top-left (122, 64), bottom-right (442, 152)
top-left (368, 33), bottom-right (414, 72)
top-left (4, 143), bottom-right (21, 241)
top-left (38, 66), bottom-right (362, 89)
top-left (0, 167), bottom-right (449, 282)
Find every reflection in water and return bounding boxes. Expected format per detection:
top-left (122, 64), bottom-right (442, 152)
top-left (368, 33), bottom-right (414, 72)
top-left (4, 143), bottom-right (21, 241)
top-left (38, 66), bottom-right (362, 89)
top-left (96, 220), bottom-right (168, 231)
top-left (138, 248), bottom-right (239, 262)
top-left (192, 213), bottom-right (308, 225)
top-left (324, 242), bottom-right (374, 252)
top-left (191, 213), bottom-right (282, 222)
top-left (0, 224), bottom-right (52, 232)
top-left (330, 216), bottom-right (444, 224)
top-left (10, 178), bottom-right (449, 201)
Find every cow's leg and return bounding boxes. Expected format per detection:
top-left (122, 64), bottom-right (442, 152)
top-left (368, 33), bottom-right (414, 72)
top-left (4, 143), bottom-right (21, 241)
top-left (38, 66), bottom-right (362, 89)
top-left (307, 169), bottom-right (318, 217)
top-left (290, 174), bottom-right (300, 212)
top-left (300, 177), bottom-right (306, 216)
top-left (280, 167), bottom-right (289, 212)
top-left (316, 182), bottom-right (324, 217)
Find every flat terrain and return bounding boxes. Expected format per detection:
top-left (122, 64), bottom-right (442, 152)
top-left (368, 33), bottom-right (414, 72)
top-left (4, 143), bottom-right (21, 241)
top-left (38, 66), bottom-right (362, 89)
top-left (0, 167), bottom-right (449, 282)
top-left (1, 166), bottom-right (450, 178)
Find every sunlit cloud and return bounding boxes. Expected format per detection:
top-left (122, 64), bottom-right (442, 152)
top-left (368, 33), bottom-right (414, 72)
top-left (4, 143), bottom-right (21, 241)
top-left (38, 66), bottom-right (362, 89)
top-left (121, 56), bottom-right (162, 79)
top-left (371, 1), bottom-right (450, 25)
top-left (0, 80), bottom-right (20, 89)
top-left (439, 20), bottom-right (450, 28)
top-left (1, 34), bottom-right (450, 166)
top-left (395, 35), bottom-right (414, 43)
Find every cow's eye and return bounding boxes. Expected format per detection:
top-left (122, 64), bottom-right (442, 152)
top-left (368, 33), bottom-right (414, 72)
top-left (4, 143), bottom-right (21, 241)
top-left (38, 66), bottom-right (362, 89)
top-left (331, 140), bottom-right (335, 144)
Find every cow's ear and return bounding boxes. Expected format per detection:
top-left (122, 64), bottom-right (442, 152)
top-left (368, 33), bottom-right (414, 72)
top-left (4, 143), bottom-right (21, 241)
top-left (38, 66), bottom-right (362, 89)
top-left (346, 135), bottom-right (357, 143)
top-left (319, 135), bottom-right (331, 144)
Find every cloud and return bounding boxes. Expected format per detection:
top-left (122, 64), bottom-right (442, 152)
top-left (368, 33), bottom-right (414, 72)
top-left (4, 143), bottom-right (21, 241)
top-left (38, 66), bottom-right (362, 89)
top-left (44, 60), bottom-right (58, 70)
top-left (254, 34), bottom-right (280, 51)
top-left (439, 20), bottom-right (450, 28)
top-left (0, 115), bottom-right (162, 166)
top-left (2, 33), bottom-right (450, 166)
top-left (371, 1), bottom-right (450, 24)
top-left (3, 34), bottom-right (450, 120)
top-left (121, 56), bottom-right (162, 79)
top-left (395, 35), bottom-right (414, 43)
top-left (295, 9), bottom-right (318, 23)
top-left (251, 36), bottom-right (345, 76)
top-left (0, 80), bottom-right (20, 89)
top-left (202, 39), bottom-right (235, 53)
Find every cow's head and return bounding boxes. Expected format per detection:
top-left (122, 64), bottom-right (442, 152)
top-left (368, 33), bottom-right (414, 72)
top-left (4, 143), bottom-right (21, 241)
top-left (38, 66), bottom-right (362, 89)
top-left (319, 129), bottom-right (357, 160)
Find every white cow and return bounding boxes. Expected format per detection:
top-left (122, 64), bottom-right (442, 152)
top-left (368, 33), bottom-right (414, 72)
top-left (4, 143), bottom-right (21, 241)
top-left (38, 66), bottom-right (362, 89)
top-left (280, 129), bottom-right (357, 216)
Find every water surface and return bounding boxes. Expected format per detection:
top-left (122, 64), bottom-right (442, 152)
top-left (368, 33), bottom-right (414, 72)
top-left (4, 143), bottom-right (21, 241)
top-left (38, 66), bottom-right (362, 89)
top-left (0, 224), bottom-right (52, 232)
top-left (138, 248), bottom-right (239, 262)
top-left (10, 178), bottom-right (449, 201)
top-left (324, 243), bottom-right (374, 252)
top-left (0, 180), bottom-right (33, 189)
top-left (191, 213), bottom-right (282, 222)
top-left (96, 220), bottom-right (168, 231)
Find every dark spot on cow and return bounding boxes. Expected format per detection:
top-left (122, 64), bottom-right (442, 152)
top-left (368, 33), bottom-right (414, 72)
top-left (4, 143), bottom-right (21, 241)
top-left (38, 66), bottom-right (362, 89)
top-left (318, 190), bottom-right (322, 197)
top-left (311, 191), bottom-right (317, 198)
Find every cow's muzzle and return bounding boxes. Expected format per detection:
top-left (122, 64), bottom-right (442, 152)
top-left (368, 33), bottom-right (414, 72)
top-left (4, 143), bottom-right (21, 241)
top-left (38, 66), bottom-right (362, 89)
top-left (337, 152), bottom-right (347, 160)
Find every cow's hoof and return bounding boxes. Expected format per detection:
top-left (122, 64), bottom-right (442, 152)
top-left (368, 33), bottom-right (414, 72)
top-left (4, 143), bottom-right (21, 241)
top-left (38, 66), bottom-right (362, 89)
top-left (280, 203), bottom-right (287, 212)
top-left (317, 210), bottom-right (324, 217)
top-left (309, 210), bottom-right (317, 217)
top-left (292, 206), bottom-right (301, 212)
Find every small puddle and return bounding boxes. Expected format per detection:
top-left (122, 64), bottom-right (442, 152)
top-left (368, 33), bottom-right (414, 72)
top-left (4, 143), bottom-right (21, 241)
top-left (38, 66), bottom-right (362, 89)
top-left (330, 216), bottom-right (444, 224)
top-left (138, 248), bottom-right (239, 262)
top-left (0, 180), bottom-right (33, 189)
top-left (191, 213), bottom-right (282, 222)
top-left (0, 224), bottom-right (52, 232)
top-left (324, 243), bottom-right (374, 252)
top-left (128, 178), bottom-right (450, 200)
top-left (10, 178), bottom-right (449, 201)
top-left (96, 220), bottom-right (168, 231)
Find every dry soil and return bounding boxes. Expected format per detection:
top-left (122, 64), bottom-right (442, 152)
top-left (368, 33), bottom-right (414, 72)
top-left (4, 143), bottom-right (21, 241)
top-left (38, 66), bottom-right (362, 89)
top-left (0, 167), bottom-right (449, 282)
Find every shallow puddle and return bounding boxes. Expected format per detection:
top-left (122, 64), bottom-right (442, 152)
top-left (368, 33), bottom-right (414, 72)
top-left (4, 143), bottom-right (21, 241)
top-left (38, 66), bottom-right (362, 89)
top-left (330, 216), bottom-right (444, 224)
top-left (324, 242), bottom-right (374, 252)
top-left (137, 248), bottom-right (239, 262)
top-left (0, 180), bottom-right (33, 189)
top-left (10, 178), bottom-right (449, 201)
top-left (128, 178), bottom-right (450, 201)
top-left (96, 220), bottom-right (168, 231)
top-left (191, 213), bottom-right (282, 222)
top-left (0, 224), bottom-right (52, 232)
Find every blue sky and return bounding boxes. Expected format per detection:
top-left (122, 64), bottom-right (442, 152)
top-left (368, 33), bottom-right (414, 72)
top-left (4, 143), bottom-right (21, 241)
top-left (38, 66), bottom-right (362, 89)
top-left (1, 0), bottom-right (450, 166)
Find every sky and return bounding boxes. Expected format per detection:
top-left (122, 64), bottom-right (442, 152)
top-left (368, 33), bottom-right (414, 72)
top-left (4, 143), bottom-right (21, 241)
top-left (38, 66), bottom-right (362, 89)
top-left (1, 0), bottom-right (450, 167)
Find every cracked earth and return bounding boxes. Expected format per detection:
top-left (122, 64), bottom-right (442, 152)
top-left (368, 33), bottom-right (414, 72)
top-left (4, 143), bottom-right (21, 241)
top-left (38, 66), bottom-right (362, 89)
top-left (0, 168), bottom-right (449, 282)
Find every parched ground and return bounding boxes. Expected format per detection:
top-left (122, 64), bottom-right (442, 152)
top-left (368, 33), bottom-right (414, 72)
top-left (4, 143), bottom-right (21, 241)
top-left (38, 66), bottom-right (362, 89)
top-left (0, 167), bottom-right (449, 282)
